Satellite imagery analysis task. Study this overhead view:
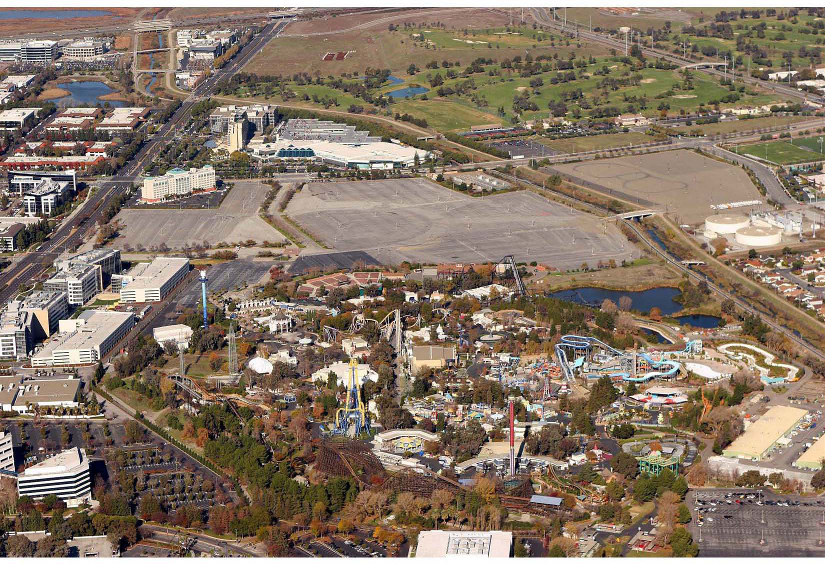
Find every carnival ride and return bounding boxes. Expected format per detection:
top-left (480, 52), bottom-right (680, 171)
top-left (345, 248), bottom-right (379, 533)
top-left (554, 336), bottom-right (701, 384)
top-left (333, 357), bottom-right (371, 436)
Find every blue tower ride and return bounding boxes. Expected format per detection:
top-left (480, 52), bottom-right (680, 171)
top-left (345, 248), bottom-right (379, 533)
top-left (199, 270), bottom-right (208, 328)
top-left (334, 358), bottom-right (371, 436)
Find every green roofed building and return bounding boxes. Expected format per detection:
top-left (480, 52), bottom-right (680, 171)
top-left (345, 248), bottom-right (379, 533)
top-left (638, 452), bottom-right (679, 476)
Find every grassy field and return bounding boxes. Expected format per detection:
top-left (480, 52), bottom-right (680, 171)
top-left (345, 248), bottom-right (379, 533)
top-left (669, 114), bottom-right (811, 135)
top-left (390, 99), bottom-right (501, 131)
top-left (737, 139), bottom-right (824, 164)
top-left (537, 131), bottom-right (653, 153)
top-left (533, 262), bottom-right (682, 292)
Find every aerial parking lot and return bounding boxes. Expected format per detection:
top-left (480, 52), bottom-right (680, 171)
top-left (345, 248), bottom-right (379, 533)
top-left (552, 149), bottom-right (765, 224)
top-left (689, 488), bottom-right (825, 556)
top-left (286, 178), bottom-right (634, 270)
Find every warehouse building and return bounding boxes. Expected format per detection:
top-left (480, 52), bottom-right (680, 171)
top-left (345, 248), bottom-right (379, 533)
top-left (115, 257), bottom-right (189, 303)
top-left (140, 165), bottom-right (216, 202)
top-left (44, 263), bottom-right (100, 306)
top-left (415, 531), bottom-right (512, 558)
top-left (17, 447), bottom-right (91, 507)
top-left (795, 434), bottom-right (825, 470)
top-left (723, 405), bottom-right (807, 461)
top-left (31, 310), bottom-right (134, 367)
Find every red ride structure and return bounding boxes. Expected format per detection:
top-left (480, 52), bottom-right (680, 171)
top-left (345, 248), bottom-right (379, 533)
top-left (509, 399), bottom-right (515, 477)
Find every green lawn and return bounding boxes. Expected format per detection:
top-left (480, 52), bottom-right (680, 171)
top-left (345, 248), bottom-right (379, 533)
top-left (737, 140), bottom-right (823, 164)
top-left (391, 98), bottom-right (502, 131)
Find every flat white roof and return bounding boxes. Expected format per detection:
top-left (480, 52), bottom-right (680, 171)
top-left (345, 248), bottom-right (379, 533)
top-left (724, 405), bottom-right (807, 459)
top-left (120, 257), bottom-right (188, 291)
top-left (21, 447), bottom-right (86, 476)
top-left (416, 530), bottom-right (512, 558)
top-left (32, 310), bottom-right (133, 360)
top-left (0, 108), bottom-right (38, 121)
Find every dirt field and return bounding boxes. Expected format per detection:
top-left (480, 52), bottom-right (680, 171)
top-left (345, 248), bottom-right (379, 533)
top-left (535, 262), bottom-right (682, 292)
top-left (115, 180), bottom-right (287, 250)
top-left (552, 150), bottom-right (765, 224)
top-left (286, 178), bottom-right (635, 270)
top-left (246, 8), bottom-right (604, 76)
top-left (38, 87), bottom-right (70, 101)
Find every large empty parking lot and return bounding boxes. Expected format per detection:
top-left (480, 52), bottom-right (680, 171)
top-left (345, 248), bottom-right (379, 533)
top-left (116, 180), bottom-right (287, 250)
top-left (287, 178), bottom-right (634, 270)
top-left (552, 150), bottom-right (765, 224)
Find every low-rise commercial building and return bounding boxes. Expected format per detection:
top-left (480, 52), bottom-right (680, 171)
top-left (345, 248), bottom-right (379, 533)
top-left (31, 310), bottom-right (134, 367)
top-left (0, 154), bottom-right (105, 171)
top-left (0, 108), bottom-right (39, 132)
top-left (45, 116), bottom-right (95, 133)
top-left (44, 263), bottom-right (100, 306)
top-left (13, 378), bottom-right (81, 413)
top-left (140, 165), bottom-right (216, 202)
top-left (153, 324), bottom-right (193, 348)
top-left (115, 257), bottom-right (189, 303)
top-left (248, 138), bottom-right (427, 169)
top-left (17, 447), bottom-right (91, 507)
top-left (411, 345), bottom-right (457, 373)
top-left (723, 405), bottom-right (807, 461)
top-left (0, 222), bottom-right (24, 252)
top-left (95, 107), bottom-right (148, 133)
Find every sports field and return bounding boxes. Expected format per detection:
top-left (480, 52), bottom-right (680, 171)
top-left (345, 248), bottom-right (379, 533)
top-left (286, 178), bottom-right (634, 270)
top-left (553, 149), bottom-right (764, 224)
top-left (668, 115), bottom-right (810, 136)
top-left (737, 138), bottom-right (825, 165)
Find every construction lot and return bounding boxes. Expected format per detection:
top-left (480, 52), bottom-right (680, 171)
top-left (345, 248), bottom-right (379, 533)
top-left (286, 178), bottom-right (634, 270)
top-left (115, 180), bottom-right (287, 250)
top-left (688, 488), bottom-right (825, 557)
top-left (552, 150), bottom-right (765, 224)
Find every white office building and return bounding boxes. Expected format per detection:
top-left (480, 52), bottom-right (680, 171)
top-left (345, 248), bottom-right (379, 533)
top-left (115, 257), bottom-right (189, 303)
top-left (22, 178), bottom-right (72, 217)
top-left (31, 310), bottom-right (134, 367)
top-left (415, 531), bottom-right (513, 558)
top-left (0, 431), bottom-right (13, 473)
top-left (141, 165), bottom-right (216, 202)
top-left (62, 40), bottom-right (105, 60)
top-left (8, 170), bottom-right (77, 194)
top-left (20, 40), bottom-right (57, 64)
top-left (0, 108), bottom-right (39, 132)
top-left (44, 264), bottom-right (100, 306)
top-left (17, 447), bottom-right (91, 507)
top-left (57, 249), bottom-right (122, 289)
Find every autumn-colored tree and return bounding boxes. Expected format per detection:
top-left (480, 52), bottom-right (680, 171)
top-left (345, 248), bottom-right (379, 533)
top-left (182, 421), bottom-right (195, 439)
top-left (649, 306), bottom-right (662, 321)
top-left (196, 427), bottom-right (209, 447)
top-left (209, 352), bottom-right (223, 372)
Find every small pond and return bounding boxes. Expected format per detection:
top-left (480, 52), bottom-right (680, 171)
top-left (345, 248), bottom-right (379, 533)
top-left (549, 286), bottom-right (684, 316)
top-left (56, 81), bottom-right (125, 108)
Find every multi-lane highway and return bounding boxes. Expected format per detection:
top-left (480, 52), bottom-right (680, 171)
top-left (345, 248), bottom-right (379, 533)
top-left (0, 19), bottom-right (288, 305)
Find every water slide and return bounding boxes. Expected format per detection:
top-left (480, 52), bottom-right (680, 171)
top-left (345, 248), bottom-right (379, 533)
top-left (555, 335), bottom-right (683, 383)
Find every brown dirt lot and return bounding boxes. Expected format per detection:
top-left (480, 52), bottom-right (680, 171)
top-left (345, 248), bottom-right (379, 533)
top-left (114, 35), bottom-right (132, 51)
top-left (38, 87), bottom-right (70, 101)
top-left (247, 10), bottom-right (593, 76)
top-left (287, 7), bottom-right (509, 35)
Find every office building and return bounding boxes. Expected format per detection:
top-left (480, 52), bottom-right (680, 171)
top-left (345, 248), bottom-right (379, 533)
top-left (0, 431), bottom-right (13, 473)
top-left (0, 108), bottom-right (39, 132)
top-left (32, 310), bottom-right (134, 367)
top-left (21, 290), bottom-right (69, 339)
top-left (141, 165), bottom-right (216, 202)
top-left (0, 306), bottom-right (30, 360)
top-left (45, 116), bottom-right (95, 134)
top-left (57, 249), bottom-right (121, 289)
top-left (0, 42), bottom-right (21, 62)
top-left (228, 114), bottom-right (247, 152)
top-left (62, 40), bottom-right (105, 60)
top-left (44, 263), bottom-right (100, 306)
top-left (8, 170), bottom-right (78, 194)
top-left (22, 178), bottom-right (72, 217)
top-left (209, 104), bottom-right (276, 135)
top-left (0, 154), bottom-right (105, 171)
top-left (17, 447), bottom-right (91, 507)
top-left (20, 40), bottom-right (57, 64)
top-left (0, 222), bottom-right (24, 252)
top-left (115, 257), bottom-right (189, 303)
top-left (95, 107), bottom-right (149, 133)
top-left (13, 378), bottom-right (81, 412)
top-left (415, 531), bottom-right (512, 558)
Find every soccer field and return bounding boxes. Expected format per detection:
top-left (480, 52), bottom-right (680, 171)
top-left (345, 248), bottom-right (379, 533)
top-left (737, 139), bottom-right (824, 165)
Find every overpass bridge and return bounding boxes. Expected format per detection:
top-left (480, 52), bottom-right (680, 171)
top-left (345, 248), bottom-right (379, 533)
top-left (134, 19), bottom-right (172, 32)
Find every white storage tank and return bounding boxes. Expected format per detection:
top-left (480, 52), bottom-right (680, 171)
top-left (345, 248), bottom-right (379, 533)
top-left (735, 225), bottom-right (783, 247)
top-left (704, 213), bottom-right (750, 235)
